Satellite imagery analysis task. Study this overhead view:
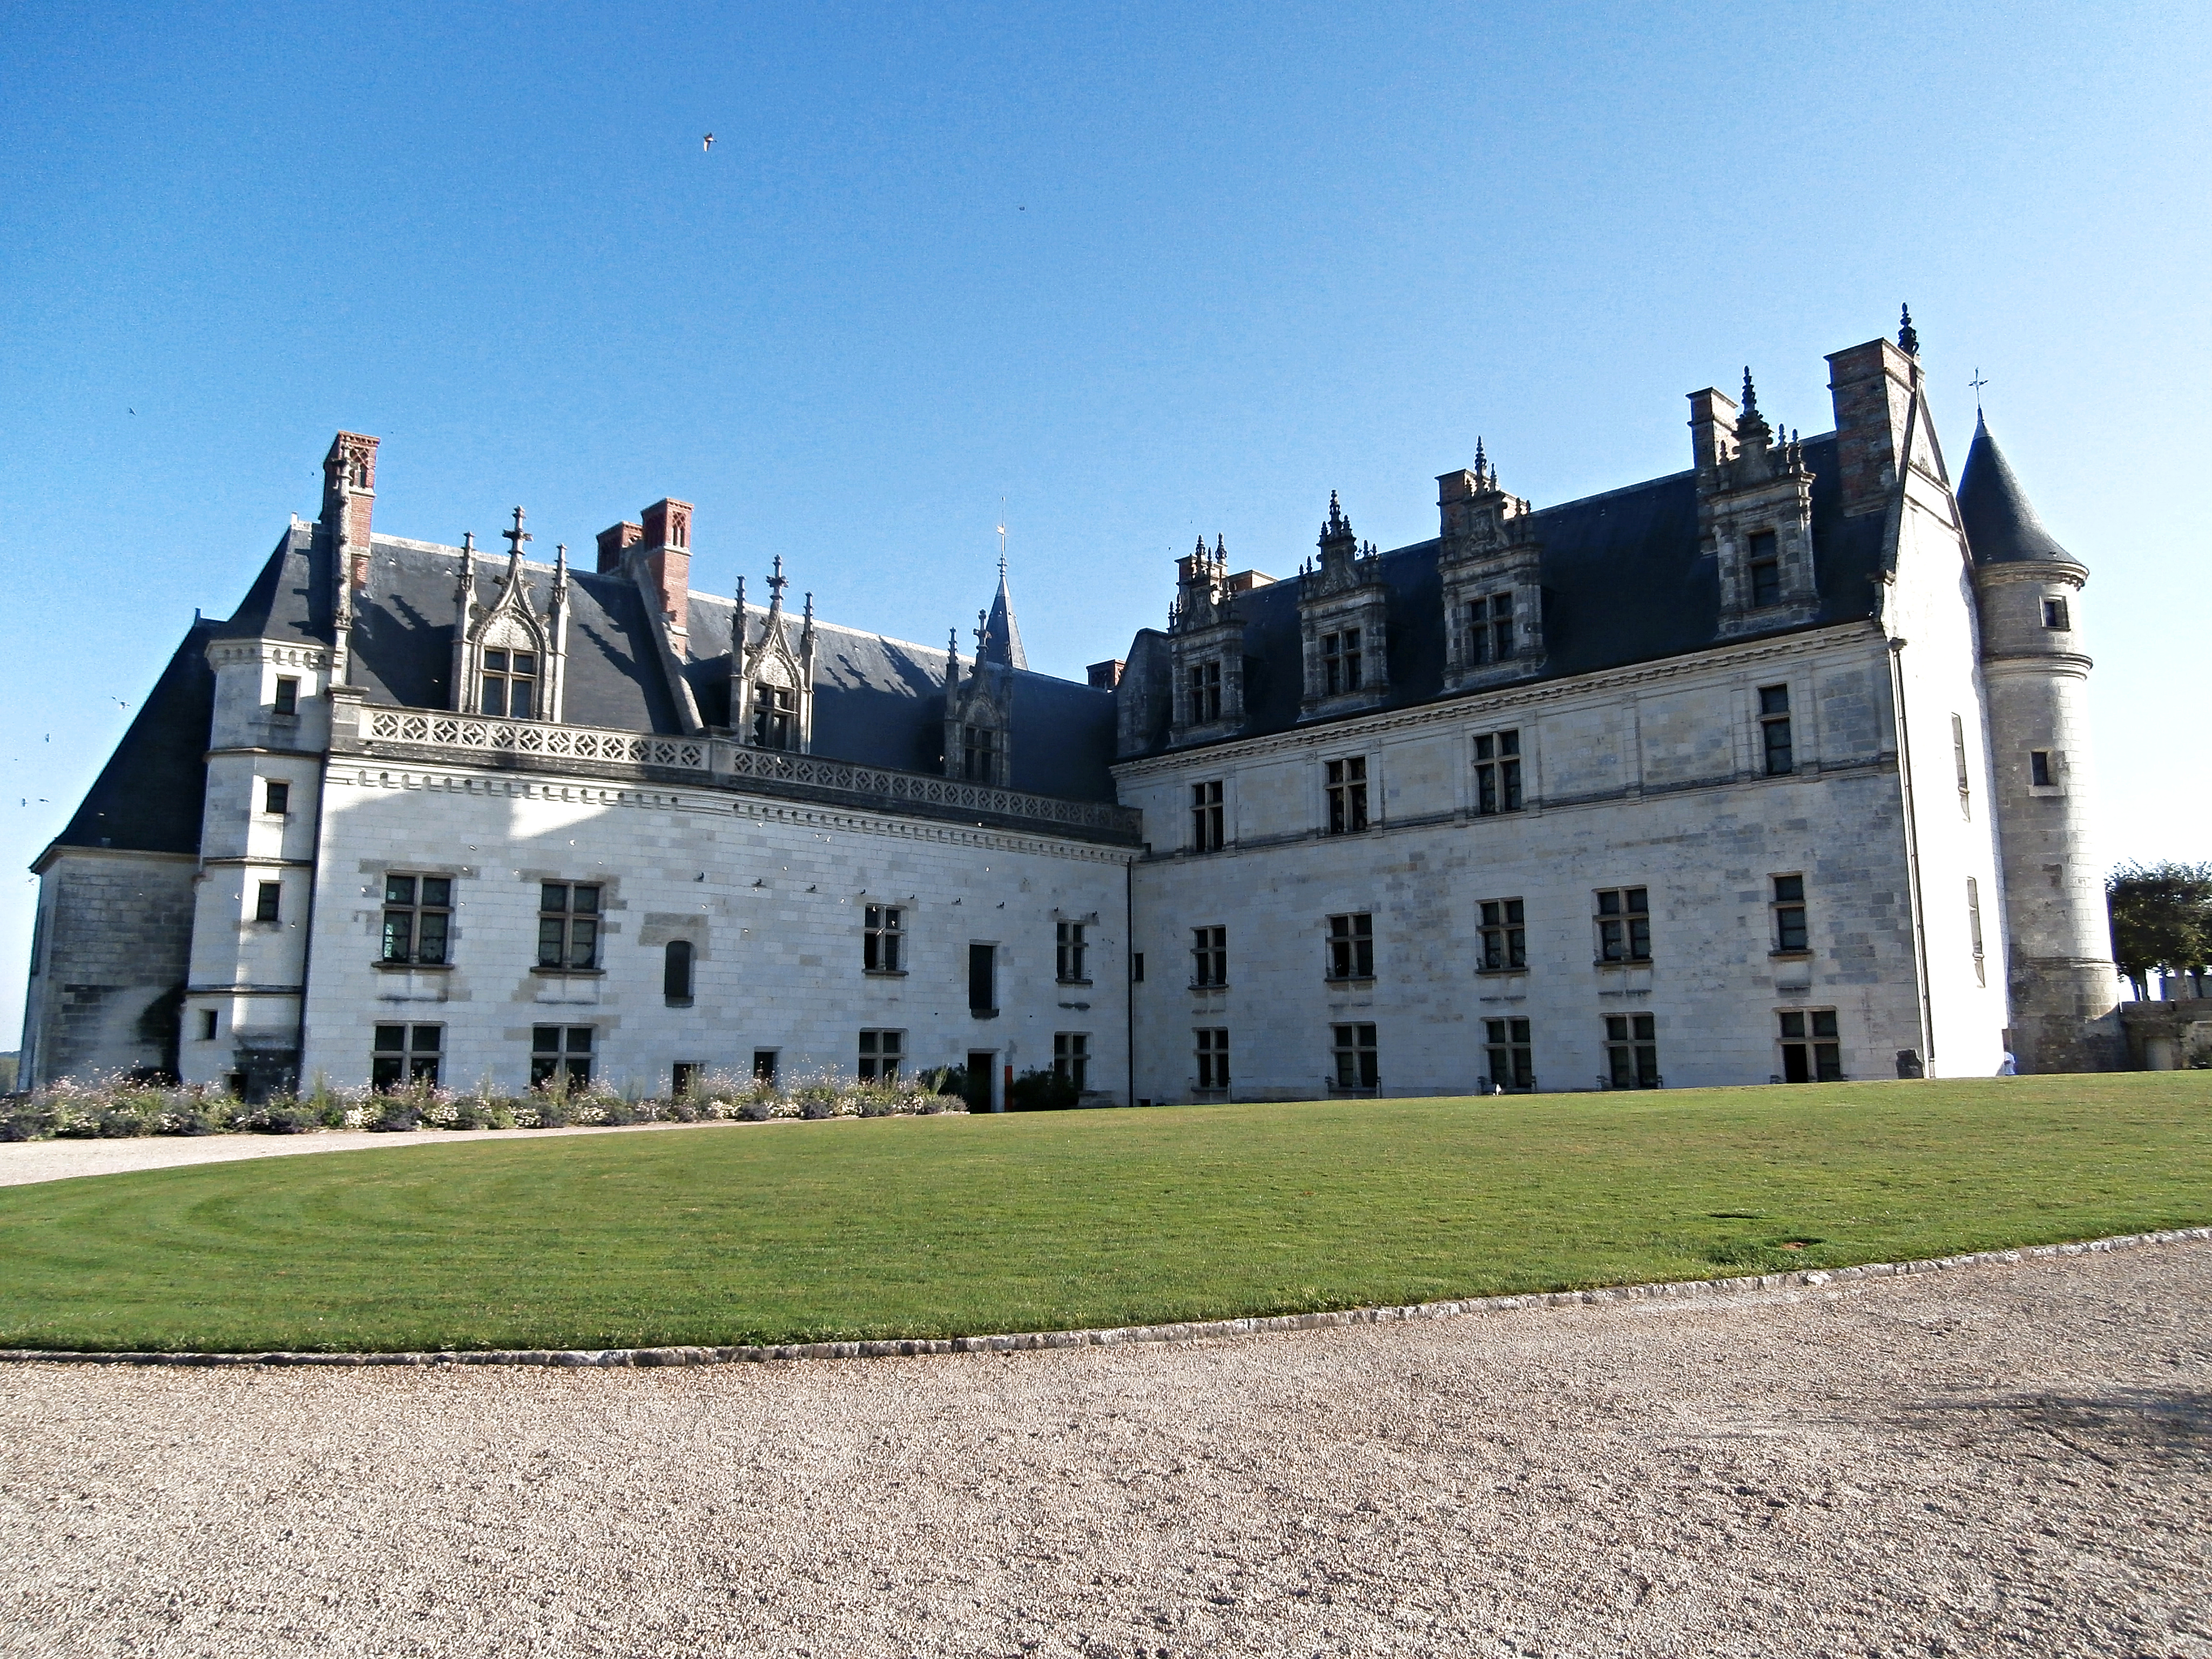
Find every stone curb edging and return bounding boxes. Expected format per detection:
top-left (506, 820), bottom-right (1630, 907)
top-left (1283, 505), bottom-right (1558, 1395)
top-left (5, 1227), bottom-right (2206, 1371)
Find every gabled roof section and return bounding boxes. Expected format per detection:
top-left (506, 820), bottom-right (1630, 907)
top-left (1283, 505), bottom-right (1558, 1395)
top-left (1957, 418), bottom-right (2080, 568)
top-left (39, 620), bottom-right (215, 866)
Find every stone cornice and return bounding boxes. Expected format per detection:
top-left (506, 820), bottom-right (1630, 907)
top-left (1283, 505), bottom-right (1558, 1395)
top-left (206, 639), bottom-right (333, 670)
top-left (326, 764), bottom-right (1137, 867)
top-left (1115, 620), bottom-right (1883, 782)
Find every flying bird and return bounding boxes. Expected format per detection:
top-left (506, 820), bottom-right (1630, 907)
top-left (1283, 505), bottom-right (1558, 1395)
top-left (702, 133), bottom-right (714, 153)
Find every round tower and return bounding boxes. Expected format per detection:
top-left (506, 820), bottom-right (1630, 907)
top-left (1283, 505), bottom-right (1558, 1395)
top-left (1961, 418), bottom-right (2122, 1072)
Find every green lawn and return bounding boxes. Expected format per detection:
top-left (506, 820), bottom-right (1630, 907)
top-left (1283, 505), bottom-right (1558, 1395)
top-left (1, 1074), bottom-right (2207, 1354)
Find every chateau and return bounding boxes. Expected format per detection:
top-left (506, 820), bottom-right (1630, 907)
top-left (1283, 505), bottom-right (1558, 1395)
top-left (17, 317), bottom-right (2125, 1103)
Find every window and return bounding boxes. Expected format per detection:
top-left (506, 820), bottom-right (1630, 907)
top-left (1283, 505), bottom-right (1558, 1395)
top-left (1325, 756), bottom-right (1369, 834)
top-left (2042, 597), bottom-right (2071, 630)
top-left (864, 905), bottom-right (904, 973)
top-left (1195, 1028), bottom-right (1230, 1091)
top-left (1327, 913), bottom-right (1374, 980)
top-left (1484, 1017), bottom-right (1533, 1091)
top-left (1319, 629), bottom-right (1363, 696)
top-left (1467, 593), bottom-right (1516, 664)
top-left (480, 649), bottom-right (537, 719)
top-left (753, 684), bottom-right (796, 750)
top-left (672, 1062), bottom-right (698, 1097)
top-left (1192, 925), bottom-right (1228, 988)
top-left (1778, 1010), bottom-right (1842, 1083)
top-left (1191, 780), bottom-right (1225, 852)
top-left (1056, 921), bottom-right (1089, 983)
top-left (1748, 531), bottom-right (1781, 607)
top-left (254, 881), bottom-right (281, 923)
top-left (1952, 713), bottom-right (1972, 817)
top-left (858, 1029), bottom-right (903, 1081)
top-left (1330, 1023), bottom-right (1379, 1092)
top-left (198, 1008), bottom-right (218, 1042)
top-left (1188, 659), bottom-right (1223, 723)
top-left (968, 942), bottom-right (996, 1015)
top-left (264, 780), bottom-right (290, 816)
top-left (373, 1023), bottom-right (442, 1088)
top-left (1967, 877), bottom-right (1986, 987)
top-left (1594, 888), bottom-right (1650, 962)
top-left (1473, 729), bottom-right (1522, 814)
top-left (962, 722), bottom-right (1000, 783)
top-left (663, 939), bottom-right (694, 1004)
top-left (1131, 952), bottom-right (1145, 983)
top-left (1758, 684), bottom-right (1793, 777)
top-left (1604, 1014), bottom-right (1660, 1088)
top-left (530, 1026), bottom-right (592, 1089)
top-left (1479, 899), bottom-right (1526, 971)
top-left (381, 875), bottom-right (451, 966)
top-left (753, 1049), bottom-right (778, 1082)
top-left (272, 676), bottom-right (300, 717)
top-left (1053, 1032), bottom-right (1089, 1092)
top-left (2030, 750), bottom-right (2054, 787)
top-left (537, 882), bottom-right (601, 970)
top-left (1772, 875), bottom-right (1808, 954)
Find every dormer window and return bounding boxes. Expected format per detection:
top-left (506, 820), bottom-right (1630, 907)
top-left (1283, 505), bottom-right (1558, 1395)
top-left (1468, 594), bottom-right (1515, 664)
top-left (962, 722), bottom-right (1001, 783)
top-left (1320, 629), bottom-right (1363, 696)
top-left (1748, 531), bottom-right (1781, 606)
top-left (1187, 659), bottom-right (1223, 723)
top-left (753, 684), bottom-right (797, 749)
top-left (480, 649), bottom-right (537, 719)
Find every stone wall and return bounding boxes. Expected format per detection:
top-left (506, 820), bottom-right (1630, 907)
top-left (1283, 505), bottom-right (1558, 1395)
top-left (20, 851), bottom-right (199, 1088)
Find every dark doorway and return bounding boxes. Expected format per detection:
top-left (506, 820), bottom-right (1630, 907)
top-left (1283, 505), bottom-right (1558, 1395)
top-left (965, 1050), bottom-right (996, 1112)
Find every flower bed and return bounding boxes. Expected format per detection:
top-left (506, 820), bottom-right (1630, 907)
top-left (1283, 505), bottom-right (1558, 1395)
top-left (0, 1068), bottom-right (965, 1143)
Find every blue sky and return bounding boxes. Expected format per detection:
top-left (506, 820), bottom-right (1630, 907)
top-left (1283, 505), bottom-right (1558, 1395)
top-left (2, 0), bottom-right (2206, 1042)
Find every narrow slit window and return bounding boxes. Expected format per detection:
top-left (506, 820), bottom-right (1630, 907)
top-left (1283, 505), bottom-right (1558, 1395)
top-left (254, 881), bottom-right (282, 923)
top-left (1952, 713), bottom-right (1972, 817)
top-left (663, 939), bottom-right (694, 1004)
top-left (1967, 877), bottom-right (1986, 987)
top-left (1758, 684), bottom-right (1794, 777)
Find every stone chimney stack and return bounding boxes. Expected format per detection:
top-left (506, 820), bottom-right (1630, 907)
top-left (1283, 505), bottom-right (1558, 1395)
top-left (320, 431), bottom-right (380, 590)
top-left (1685, 388), bottom-right (1739, 478)
top-left (636, 498), bottom-right (693, 637)
top-left (595, 519), bottom-right (643, 574)
top-left (1825, 336), bottom-right (1918, 516)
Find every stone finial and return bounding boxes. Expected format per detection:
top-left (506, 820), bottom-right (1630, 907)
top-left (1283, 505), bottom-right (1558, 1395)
top-left (1898, 303), bottom-right (1919, 358)
top-left (1740, 368), bottom-right (1759, 422)
top-left (1322, 491), bottom-right (1351, 543)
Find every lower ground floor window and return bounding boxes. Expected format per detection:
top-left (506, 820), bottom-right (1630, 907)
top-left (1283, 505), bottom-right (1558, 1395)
top-left (1331, 1023), bottom-right (1379, 1092)
top-left (1195, 1028), bottom-right (1229, 1091)
top-left (531, 1026), bottom-right (593, 1089)
top-left (372, 1023), bottom-right (441, 1089)
top-left (858, 1029), bottom-right (903, 1081)
top-left (1483, 1017), bottom-right (1533, 1091)
top-left (753, 1048), bottom-right (778, 1082)
top-left (1053, 1031), bottom-right (1089, 1092)
top-left (672, 1062), bottom-right (699, 1097)
top-left (1604, 1014), bottom-right (1660, 1088)
top-left (1778, 1009), bottom-right (1843, 1082)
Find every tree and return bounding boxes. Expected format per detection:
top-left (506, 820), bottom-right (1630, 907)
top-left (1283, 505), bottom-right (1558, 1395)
top-left (2107, 862), bottom-right (2212, 999)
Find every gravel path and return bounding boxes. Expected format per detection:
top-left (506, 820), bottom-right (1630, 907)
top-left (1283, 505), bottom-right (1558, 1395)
top-left (0, 1120), bottom-right (749, 1188)
top-left (2, 1240), bottom-right (2206, 1657)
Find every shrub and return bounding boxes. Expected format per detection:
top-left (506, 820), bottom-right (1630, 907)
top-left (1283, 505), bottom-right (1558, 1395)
top-left (1008, 1067), bottom-right (1081, 1112)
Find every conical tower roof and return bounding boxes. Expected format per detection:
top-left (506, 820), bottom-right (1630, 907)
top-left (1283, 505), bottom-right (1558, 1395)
top-left (980, 563), bottom-right (1027, 670)
top-left (1957, 418), bottom-right (2080, 568)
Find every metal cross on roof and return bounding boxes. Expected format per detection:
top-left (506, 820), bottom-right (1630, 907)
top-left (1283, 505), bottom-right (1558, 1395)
top-left (502, 507), bottom-right (531, 560)
top-left (1970, 368), bottom-right (1990, 416)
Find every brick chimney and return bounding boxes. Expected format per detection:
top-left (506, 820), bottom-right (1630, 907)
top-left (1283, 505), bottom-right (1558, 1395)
top-left (1825, 337), bottom-right (1917, 517)
top-left (1086, 658), bottom-right (1124, 690)
top-left (1685, 388), bottom-right (1738, 477)
top-left (595, 520), bottom-right (643, 574)
top-left (637, 498), bottom-right (693, 637)
top-left (320, 432), bottom-right (379, 589)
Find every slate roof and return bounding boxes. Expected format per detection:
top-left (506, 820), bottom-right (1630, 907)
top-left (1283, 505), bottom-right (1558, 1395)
top-left (206, 527), bottom-right (1122, 804)
top-left (42, 619), bottom-right (216, 861)
top-left (1957, 418), bottom-right (2079, 567)
top-left (1120, 431), bottom-right (1889, 756)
